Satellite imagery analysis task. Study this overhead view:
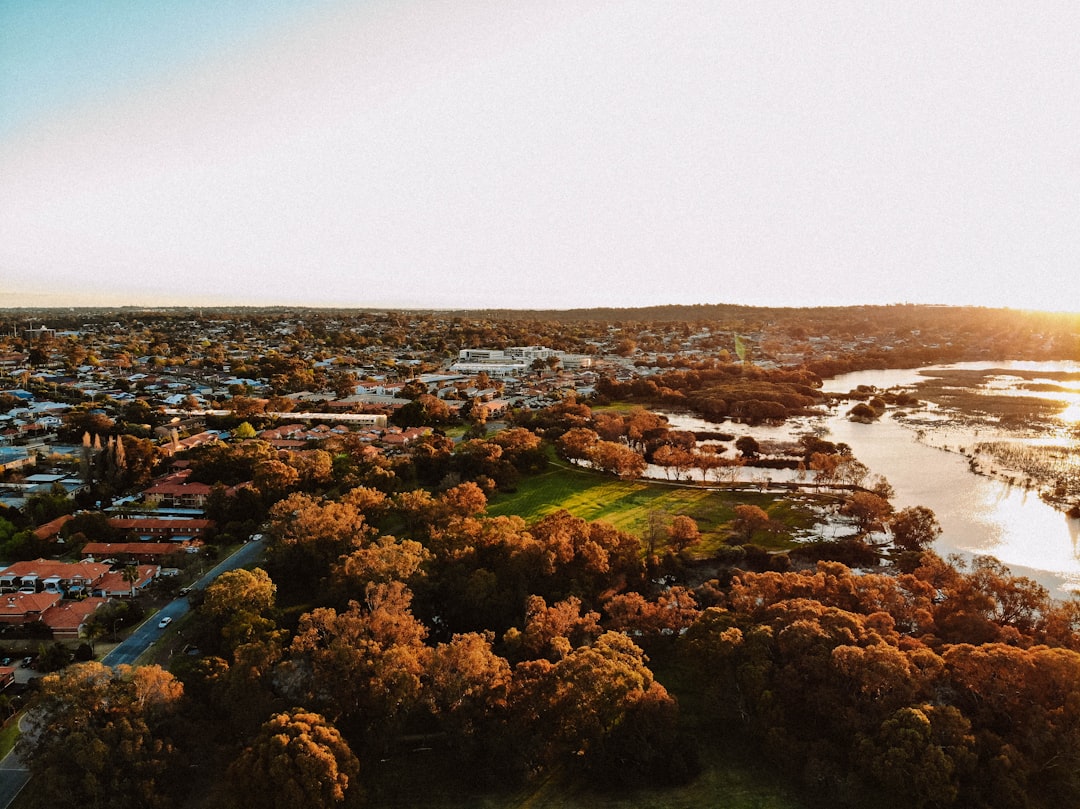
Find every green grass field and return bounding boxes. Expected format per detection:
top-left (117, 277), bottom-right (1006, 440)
top-left (487, 461), bottom-right (825, 553)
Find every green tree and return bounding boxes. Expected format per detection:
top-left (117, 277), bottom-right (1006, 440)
top-left (233, 421), bottom-right (257, 439)
top-left (122, 564), bottom-right (140, 598)
top-left (20, 663), bottom-right (185, 809)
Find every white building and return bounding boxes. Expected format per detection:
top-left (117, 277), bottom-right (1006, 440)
top-left (452, 346), bottom-right (592, 372)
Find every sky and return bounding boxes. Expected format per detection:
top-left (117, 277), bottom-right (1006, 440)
top-left (3, 1), bottom-right (1080, 313)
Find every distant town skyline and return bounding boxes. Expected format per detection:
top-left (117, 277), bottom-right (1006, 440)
top-left (4, 2), bottom-right (1080, 314)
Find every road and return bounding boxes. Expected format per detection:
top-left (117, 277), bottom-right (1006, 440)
top-left (0, 536), bottom-right (265, 807)
top-left (0, 738), bottom-right (28, 809)
top-left (102, 536), bottom-right (265, 667)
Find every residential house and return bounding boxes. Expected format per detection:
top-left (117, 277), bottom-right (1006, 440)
top-left (0, 592), bottom-right (61, 627)
top-left (96, 565), bottom-right (159, 598)
top-left (106, 517), bottom-right (213, 541)
top-left (41, 598), bottom-right (110, 640)
top-left (82, 542), bottom-right (189, 565)
top-left (33, 514), bottom-right (75, 544)
top-left (142, 469), bottom-right (214, 509)
top-left (0, 560), bottom-right (111, 597)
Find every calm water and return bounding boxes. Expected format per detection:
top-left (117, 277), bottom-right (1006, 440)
top-left (825, 364), bottom-right (1080, 598)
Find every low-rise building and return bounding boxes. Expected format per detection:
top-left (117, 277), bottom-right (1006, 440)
top-left (0, 560), bottom-right (111, 597)
top-left (82, 542), bottom-right (190, 565)
top-left (106, 517), bottom-right (213, 541)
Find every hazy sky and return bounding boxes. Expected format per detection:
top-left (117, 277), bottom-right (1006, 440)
top-left (3, 1), bottom-right (1080, 312)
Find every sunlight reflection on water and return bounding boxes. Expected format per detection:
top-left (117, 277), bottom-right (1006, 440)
top-left (824, 363), bottom-right (1080, 597)
top-left (665, 361), bottom-right (1080, 598)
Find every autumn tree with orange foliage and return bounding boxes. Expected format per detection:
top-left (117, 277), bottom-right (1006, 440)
top-left (227, 709), bottom-right (361, 809)
top-left (684, 557), bottom-right (1080, 807)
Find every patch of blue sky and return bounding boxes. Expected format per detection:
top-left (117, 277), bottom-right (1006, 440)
top-left (0, 0), bottom-right (339, 139)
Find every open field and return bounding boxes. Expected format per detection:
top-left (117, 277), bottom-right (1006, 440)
top-left (487, 462), bottom-right (827, 553)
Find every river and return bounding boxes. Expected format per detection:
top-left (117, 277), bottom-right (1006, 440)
top-left (823, 364), bottom-right (1080, 598)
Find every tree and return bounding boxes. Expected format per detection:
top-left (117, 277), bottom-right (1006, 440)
top-left (507, 632), bottom-right (677, 775)
top-left (732, 504), bottom-right (771, 542)
top-left (505, 595), bottom-right (602, 661)
top-left (254, 458), bottom-right (300, 499)
top-left (227, 709), bottom-right (361, 809)
top-left (230, 396), bottom-right (266, 419)
top-left (425, 631), bottom-right (511, 741)
top-left (840, 492), bottom-right (893, 534)
top-left (122, 564), bottom-right (140, 598)
top-left (20, 663), bottom-right (185, 809)
top-left (668, 515), bottom-right (702, 552)
top-left (233, 421), bottom-right (257, 439)
top-left (590, 440), bottom-right (646, 479)
top-left (735, 435), bottom-right (760, 459)
top-left (284, 585), bottom-right (430, 735)
top-left (848, 402), bottom-right (879, 422)
top-left (890, 506), bottom-right (942, 551)
top-left (856, 705), bottom-right (970, 808)
top-left (329, 370), bottom-right (359, 400)
top-left (264, 493), bottom-right (374, 590)
top-left (199, 567), bottom-right (279, 656)
top-left (556, 427), bottom-right (600, 462)
top-left (329, 535), bottom-right (429, 600)
top-left (603, 588), bottom-right (699, 638)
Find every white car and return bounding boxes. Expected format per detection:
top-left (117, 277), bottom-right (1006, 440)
top-left (158, 616), bottom-right (173, 629)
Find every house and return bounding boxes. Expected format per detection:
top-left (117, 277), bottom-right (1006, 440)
top-left (0, 592), bottom-right (61, 626)
top-left (474, 399), bottom-right (510, 419)
top-left (106, 517), bottom-right (213, 541)
top-left (33, 514), bottom-right (75, 543)
top-left (82, 542), bottom-right (188, 565)
top-left (96, 565), bottom-right (159, 598)
top-left (142, 469), bottom-right (214, 509)
top-left (0, 560), bottom-right (111, 597)
top-left (41, 598), bottom-right (110, 640)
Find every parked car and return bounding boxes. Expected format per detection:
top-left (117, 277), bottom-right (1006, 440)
top-left (158, 616), bottom-right (172, 629)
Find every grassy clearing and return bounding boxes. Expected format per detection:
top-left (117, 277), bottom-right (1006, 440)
top-left (487, 463), bottom-right (824, 553)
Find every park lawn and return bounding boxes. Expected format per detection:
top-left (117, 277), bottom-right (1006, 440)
top-left (487, 463), bottom-right (824, 554)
